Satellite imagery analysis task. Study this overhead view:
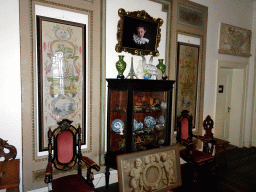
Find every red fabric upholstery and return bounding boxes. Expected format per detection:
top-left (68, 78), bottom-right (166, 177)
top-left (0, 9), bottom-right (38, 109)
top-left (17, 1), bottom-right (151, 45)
top-left (82, 156), bottom-right (96, 167)
top-left (180, 149), bottom-right (214, 163)
top-left (52, 174), bottom-right (94, 192)
top-left (181, 118), bottom-right (189, 140)
top-left (57, 130), bottom-right (73, 164)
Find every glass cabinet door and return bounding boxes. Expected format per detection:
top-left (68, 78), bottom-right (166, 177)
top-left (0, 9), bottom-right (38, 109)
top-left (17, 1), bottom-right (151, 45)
top-left (108, 90), bottom-right (127, 152)
top-left (133, 91), bottom-right (168, 151)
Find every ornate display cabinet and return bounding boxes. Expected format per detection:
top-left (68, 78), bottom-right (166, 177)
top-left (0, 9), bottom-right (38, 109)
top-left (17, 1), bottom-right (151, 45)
top-left (104, 79), bottom-right (175, 188)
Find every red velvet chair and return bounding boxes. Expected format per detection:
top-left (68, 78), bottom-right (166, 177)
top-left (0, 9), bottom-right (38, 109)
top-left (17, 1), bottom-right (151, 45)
top-left (176, 110), bottom-right (216, 182)
top-left (44, 119), bottom-right (100, 192)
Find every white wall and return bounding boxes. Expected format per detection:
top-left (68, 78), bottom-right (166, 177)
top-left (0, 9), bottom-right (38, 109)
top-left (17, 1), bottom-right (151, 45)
top-left (191, 0), bottom-right (255, 147)
top-left (106, 0), bottom-right (256, 147)
top-left (106, 0), bottom-right (168, 78)
top-left (0, 0), bottom-right (22, 190)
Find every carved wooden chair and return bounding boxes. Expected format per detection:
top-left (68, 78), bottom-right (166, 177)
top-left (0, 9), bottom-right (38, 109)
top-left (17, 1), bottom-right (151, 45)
top-left (44, 119), bottom-right (100, 192)
top-left (0, 138), bottom-right (19, 191)
top-left (176, 110), bottom-right (216, 182)
top-left (202, 115), bottom-right (214, 153)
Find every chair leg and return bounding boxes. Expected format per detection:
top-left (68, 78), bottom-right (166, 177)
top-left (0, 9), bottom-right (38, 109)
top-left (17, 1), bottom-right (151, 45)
top-left (105, 166), bottom-right (110, 189)
top-left (192, 166), bottom-right (198, 183)
top-left (47, 182), bottom-right (53, 192)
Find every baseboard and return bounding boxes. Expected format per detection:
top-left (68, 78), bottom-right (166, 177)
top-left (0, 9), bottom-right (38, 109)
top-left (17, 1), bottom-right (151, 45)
top-left (28, 170), bottom-right (118, 192)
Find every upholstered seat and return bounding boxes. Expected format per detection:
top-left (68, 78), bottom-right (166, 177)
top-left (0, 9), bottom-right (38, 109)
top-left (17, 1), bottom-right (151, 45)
top-left (52, 174), bottom-right (94, 192)
top-left (180, 149), bottom-right (214, 163)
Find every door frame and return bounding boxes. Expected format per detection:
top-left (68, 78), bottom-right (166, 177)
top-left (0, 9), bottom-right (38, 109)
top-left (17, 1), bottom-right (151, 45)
top-left (215, 60), bottom-right (248, 147)
top-left (252, 63), bottom-right (256, 147)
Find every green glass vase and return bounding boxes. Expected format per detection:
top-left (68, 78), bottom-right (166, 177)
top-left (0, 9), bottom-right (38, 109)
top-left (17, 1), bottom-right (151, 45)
top-left (116, 55), bottom-right (126, 79)
top-left (156, 59), bottom-right (166, 77)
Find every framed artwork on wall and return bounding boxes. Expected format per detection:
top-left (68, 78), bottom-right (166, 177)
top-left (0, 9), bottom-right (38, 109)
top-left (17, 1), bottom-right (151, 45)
top-left (117, 145), bottom-right (182, 192)
top-left (115, 8), bottom-right (163, 56)
top-left (218, 23), bottom-right (252, 57)
top-left (176, 42), bottom-right (200, 128)
top-left (37, 16), bottom-right (86, 151)
top-left (177, 4), bottom-right (204, 29)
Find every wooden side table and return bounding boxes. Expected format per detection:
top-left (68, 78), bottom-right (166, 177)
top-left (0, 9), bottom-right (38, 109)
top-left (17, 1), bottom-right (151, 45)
top-left (213, 138), bottom-right (230, 168)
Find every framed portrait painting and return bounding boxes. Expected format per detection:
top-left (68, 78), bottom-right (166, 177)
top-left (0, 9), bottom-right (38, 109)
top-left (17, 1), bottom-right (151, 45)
top-left (37, 16), bottom-right (86, 151)
top-left (176, 42), bottom-right (199, 128)
top-left (117, 145), bottom-right (182, 192)
top-left (115, 8), bottom-right (163, 56)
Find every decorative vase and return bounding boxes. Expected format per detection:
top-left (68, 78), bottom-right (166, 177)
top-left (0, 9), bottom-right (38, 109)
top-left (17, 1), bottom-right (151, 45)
top-left (116, 55), bottom-right (126, 79)
top-left (156, 59), bottom-right (166, 79)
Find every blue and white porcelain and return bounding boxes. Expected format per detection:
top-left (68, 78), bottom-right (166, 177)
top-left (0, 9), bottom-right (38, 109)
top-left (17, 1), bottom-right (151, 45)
top-left (138, 122), bottom-right (143, 129)
top-left (133, 119), bottom-right (138, 131)
top-left (111, 119), bottom-right (124, 133)
top-left (159, 115), bottom-right (165, 124)
top-left (144, 116), bottom-right (156, 128)
top-left (133, 120), bottom-right (143, 131)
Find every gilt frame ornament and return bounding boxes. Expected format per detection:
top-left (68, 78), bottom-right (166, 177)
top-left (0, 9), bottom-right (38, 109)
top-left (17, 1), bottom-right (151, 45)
top-left (37, 16), bottom-right (86, 151)
top-left (115, 8), bottom-right (163, 56)
top-left (117, 145), bottom-right (181, 192)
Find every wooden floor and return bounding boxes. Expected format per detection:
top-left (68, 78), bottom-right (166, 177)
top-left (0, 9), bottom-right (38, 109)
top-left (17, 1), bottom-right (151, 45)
top-left (96, 146), bottom-right (256, 192)
top-left (173, 146), bottom-right (256, 192)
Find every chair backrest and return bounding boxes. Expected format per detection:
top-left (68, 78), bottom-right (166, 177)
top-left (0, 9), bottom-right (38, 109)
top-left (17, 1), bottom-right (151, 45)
top-left (203, 115), bottom-right (214, 138)
top-left (48, 119), bottom-right (81, 171)
top-left (176, 110), bottom-right (193, 143)
top-left (0, 138), bottom-right (17, 161)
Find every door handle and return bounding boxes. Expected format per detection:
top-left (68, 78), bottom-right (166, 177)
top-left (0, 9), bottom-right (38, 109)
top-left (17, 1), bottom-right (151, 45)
top-left (228, 107), bottom-right (231, 113)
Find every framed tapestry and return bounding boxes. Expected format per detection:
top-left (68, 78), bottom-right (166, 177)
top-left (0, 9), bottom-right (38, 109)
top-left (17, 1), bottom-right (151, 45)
top-left (37, 16), bottom-right (86, 151)
top-left (115, 8), bottom-right (163, 56)
top-left (218, 23), bottom-right (252, 57)
top-left (176, 42), bottom-right (199, 128)
top-left (117, 145), bottom-right (182, 192)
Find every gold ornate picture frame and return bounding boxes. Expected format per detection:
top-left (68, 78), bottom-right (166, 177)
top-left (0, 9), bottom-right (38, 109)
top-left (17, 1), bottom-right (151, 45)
top-left (218, 23), bottom-right (252, 57)
top-left (117, 145), bottom-right (181, 192)
top-left (37, 16), bottom-right (86, 151)
top-left (115, 8), bottom-right (163, 56)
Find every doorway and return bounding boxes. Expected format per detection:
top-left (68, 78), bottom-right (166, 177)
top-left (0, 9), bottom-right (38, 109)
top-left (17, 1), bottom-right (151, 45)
top-left (215, 60), bottom-right (248, 147)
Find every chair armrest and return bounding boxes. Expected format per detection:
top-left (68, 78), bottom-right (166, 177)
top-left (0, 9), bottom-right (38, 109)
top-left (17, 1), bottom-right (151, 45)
top-left (181, 139), bottom-right (195, 149)
top-left (82, 156), bottom-right (100, 171)
top-left (45, 162), bottom-right (52, 183)
top-left (194, 135), bottom-right (212, 142)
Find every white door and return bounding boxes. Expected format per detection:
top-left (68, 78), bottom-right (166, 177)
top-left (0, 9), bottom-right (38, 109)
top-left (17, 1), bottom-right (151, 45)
top-left (228, 69), bottom-right (244, 147)
top-left (215, 68), bottom-right (232, 141)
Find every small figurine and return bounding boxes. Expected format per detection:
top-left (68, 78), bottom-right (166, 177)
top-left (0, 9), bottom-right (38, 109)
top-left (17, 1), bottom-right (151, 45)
top-left (129, 158), bottom-right (144, 192)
